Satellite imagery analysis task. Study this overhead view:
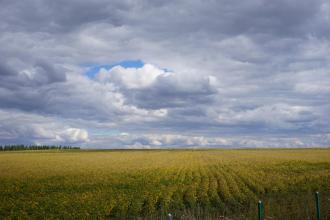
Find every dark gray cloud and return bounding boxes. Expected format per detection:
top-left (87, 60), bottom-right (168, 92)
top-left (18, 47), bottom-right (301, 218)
top-left (0, 57), bottom-right (66, 87)
top-left (0, 0), bottom-right (131, 33)
top-left (0, 0), bottom-right (330, 147)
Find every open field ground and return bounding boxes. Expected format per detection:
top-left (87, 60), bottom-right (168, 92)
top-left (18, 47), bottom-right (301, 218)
top-left (0, 149), bottom-right (330, 219)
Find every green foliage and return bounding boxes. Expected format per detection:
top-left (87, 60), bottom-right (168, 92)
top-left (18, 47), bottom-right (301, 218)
top-left (0, 149), bottom-right (329, 219)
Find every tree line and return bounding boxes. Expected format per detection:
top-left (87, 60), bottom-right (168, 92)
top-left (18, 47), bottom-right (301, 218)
top-left (0, 144), bottom-right (80, 151)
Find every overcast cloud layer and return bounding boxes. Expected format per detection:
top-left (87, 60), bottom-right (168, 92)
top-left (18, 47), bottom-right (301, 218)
top-left (1, 0), bottom-right (330, 148)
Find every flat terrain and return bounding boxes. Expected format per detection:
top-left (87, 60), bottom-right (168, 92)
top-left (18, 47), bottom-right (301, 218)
top-left (0, 149), bottom-right (330, 219)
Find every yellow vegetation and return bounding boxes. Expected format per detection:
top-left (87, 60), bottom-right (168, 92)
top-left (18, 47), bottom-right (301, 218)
top-left (0, 149), bottom-right (329, 219)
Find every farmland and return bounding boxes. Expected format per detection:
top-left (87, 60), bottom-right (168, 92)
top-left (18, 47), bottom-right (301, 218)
top-left (0, 149), bottom-right (330, 219)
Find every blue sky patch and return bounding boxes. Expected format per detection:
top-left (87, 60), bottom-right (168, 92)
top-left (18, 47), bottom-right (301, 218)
top-left (84, 60), bottom-right (145, 78)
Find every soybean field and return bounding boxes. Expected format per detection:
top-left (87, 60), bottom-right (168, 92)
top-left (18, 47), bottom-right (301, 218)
top-left (0, 149), bottom-right (330, 219)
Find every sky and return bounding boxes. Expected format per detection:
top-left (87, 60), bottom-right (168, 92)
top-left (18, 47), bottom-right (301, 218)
top-left (0, 0), bottom-right (330, 148)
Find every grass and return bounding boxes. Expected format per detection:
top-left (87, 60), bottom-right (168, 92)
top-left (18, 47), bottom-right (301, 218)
top-left (0, 149), bottom-right (330, 219)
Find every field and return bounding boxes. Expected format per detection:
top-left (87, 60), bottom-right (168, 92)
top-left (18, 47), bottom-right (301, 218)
top-left (0, 149), bottom-right (330, 219)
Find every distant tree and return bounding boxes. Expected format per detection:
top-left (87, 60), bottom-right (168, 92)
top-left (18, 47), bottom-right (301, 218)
top-left (0, 144), bottom-right (80, 151)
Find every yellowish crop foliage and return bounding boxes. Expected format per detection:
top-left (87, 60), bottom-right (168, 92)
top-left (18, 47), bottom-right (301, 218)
top-left (0, 149), bottom-right (330, 219)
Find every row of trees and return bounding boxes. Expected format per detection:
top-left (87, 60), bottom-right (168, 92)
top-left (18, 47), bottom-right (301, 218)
top-left (0, 144), bottom-right (80, 151)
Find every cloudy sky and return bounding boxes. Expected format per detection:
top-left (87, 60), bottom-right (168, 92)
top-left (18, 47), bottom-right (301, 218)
top-left (1, 0), bottom-right (330, 148)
